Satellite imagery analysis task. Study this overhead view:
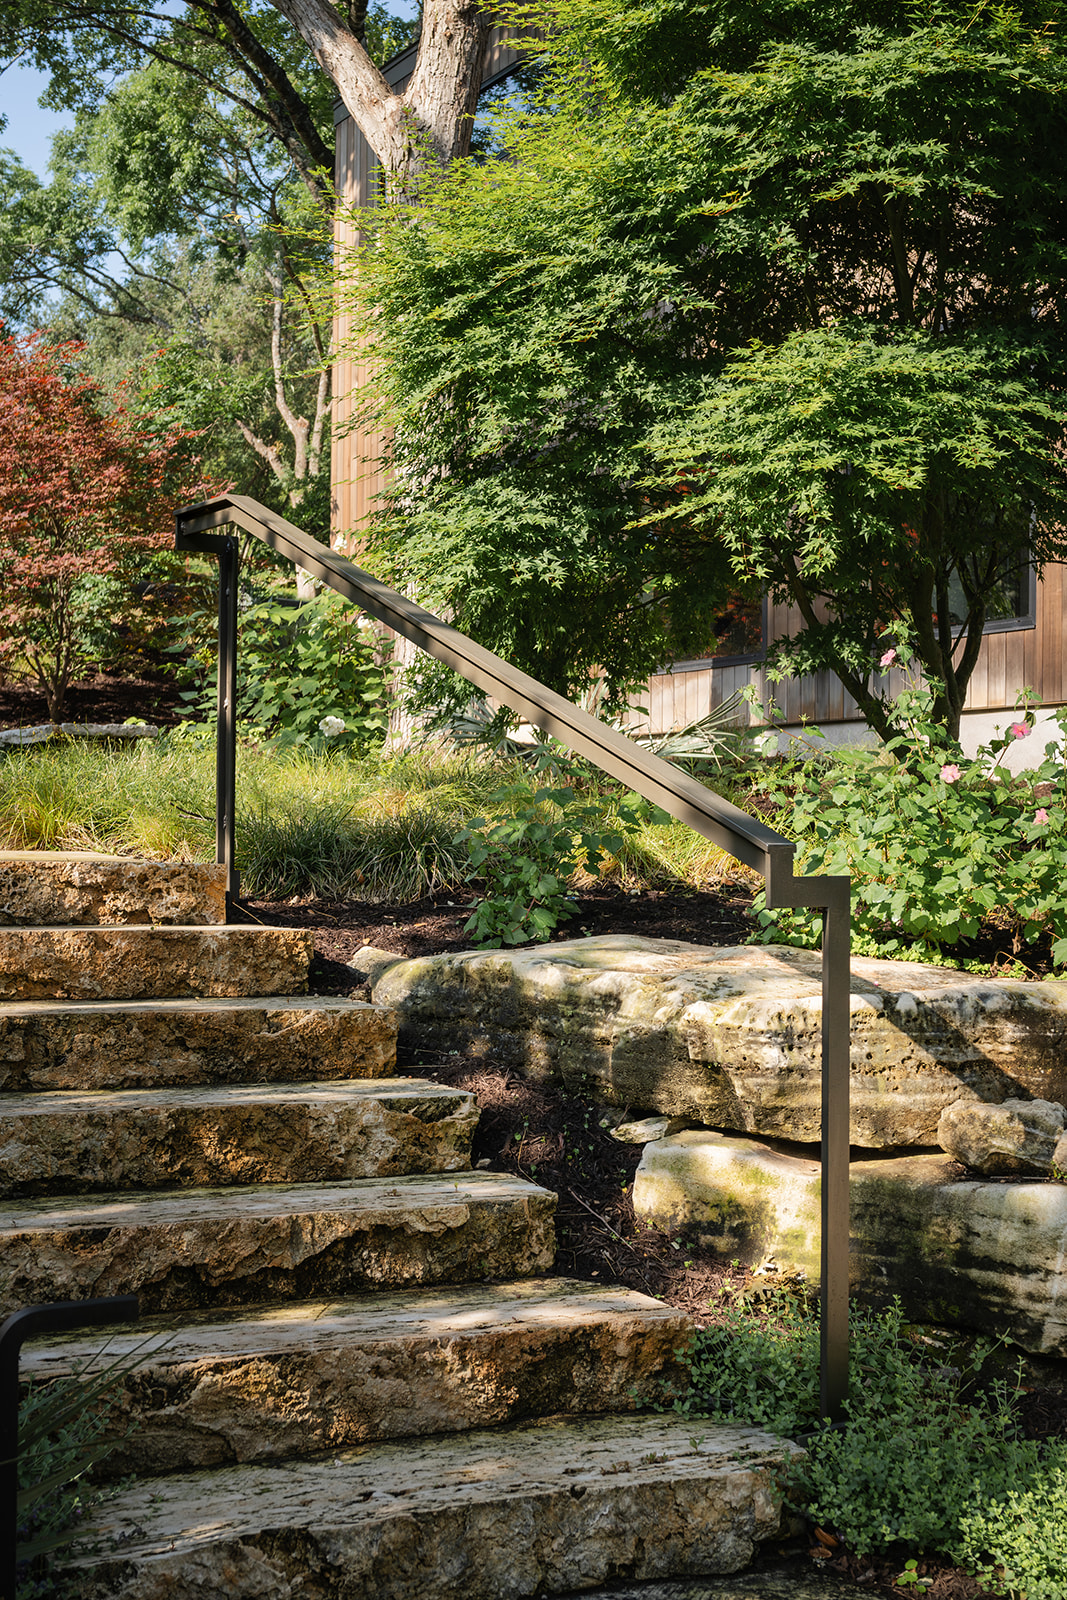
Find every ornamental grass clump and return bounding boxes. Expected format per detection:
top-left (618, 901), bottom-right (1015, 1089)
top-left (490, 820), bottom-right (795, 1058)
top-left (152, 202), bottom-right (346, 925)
top-left (750, 679), bottom-right (1067, 967)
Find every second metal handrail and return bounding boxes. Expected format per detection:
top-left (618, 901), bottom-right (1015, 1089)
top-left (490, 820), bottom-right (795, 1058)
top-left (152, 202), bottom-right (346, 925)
top-left (175, 491), bottom-right (851, 1420)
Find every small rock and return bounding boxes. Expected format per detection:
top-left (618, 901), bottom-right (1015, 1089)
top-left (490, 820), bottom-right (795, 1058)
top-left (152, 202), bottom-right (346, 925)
top-left (610, 1116), bottom-right (691, 1145)
top-left (611, 1117), bottom-right (672, 1145)
top-left (937, 1097), bottom-right (1065, 1175)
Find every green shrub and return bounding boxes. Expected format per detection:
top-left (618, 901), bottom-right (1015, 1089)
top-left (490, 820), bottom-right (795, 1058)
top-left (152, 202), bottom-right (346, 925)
top-left (179, 587), bottom-right (390, 751)
top-left (954, 1461), bottom-right (1067, 1599)
top-left (674, 1287), bottom-right (1067, 1585)
top-left (749, 681), bottom-right (1067, 965)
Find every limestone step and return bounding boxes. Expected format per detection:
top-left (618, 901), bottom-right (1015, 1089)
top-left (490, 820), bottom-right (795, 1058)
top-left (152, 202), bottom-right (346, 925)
top-left (0, 851), bottom-right (226, 926)
top-left (23, 1278), bottom-right (691, 1477)
top-left (67, 1414), bottom-right (795, 1600)
top-left (0, 924), bottom-right (314, 1001)
top-left (0, 1170), bottom-right (557, 1316)
top-left (0, 995), bottom-right (396, 1092)
top-left (0, 1078), bottom-right (478, 1196)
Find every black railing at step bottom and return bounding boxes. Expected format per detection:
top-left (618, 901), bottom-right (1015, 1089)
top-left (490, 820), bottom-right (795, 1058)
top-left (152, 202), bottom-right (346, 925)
top-left (175, 491), bottom-right (852, 1421)
top-left (1, 1295), bottom-right (139, 1600)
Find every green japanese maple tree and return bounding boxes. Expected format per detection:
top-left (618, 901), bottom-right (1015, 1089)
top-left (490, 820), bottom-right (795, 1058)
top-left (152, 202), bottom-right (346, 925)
top-left (349, 0), bottom-right (1067, 740)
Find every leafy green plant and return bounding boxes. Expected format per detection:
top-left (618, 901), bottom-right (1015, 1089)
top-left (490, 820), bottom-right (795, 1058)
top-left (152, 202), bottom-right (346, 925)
top-left (455, 750), bottom-right (667, 946)
top-left (749, 675), bottom-right (1067, 966)
top-left (13, 1336), bottom-right (166, 1598)
top-left (953, 1460), bottom-right (1067, 1600)
top-left (674, 1286), bottom-right (1067, 1587)
top-left (179, 586), bottom-right (390, 751)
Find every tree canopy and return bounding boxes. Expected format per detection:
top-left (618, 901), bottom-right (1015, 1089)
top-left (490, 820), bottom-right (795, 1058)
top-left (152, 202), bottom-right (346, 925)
top-left (348, 0), bottom-right (1067, 735)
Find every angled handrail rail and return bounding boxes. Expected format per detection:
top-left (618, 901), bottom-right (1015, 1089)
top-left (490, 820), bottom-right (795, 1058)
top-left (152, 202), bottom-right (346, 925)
top-left (175, 490), bottom-right (851, 1420)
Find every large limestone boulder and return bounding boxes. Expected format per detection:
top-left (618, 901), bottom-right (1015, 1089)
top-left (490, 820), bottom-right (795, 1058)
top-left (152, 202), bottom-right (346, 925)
top-left (938, 1096), bottom-right (1067, 1175)
top-left (633, 1128), bottom-right (1067, 1356)
top-left (373, 935), bottom-right (1067, 1148)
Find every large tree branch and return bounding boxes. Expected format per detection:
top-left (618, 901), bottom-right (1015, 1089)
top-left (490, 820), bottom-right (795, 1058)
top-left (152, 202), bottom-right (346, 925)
top-left (235, 418), bottom-right (289, 482)
top-left (265, 264), bottom-right (310, 477)
top-left (268, 0), bottom-right (490, 179)
top-left (266, 0), bottom-right (407, 167)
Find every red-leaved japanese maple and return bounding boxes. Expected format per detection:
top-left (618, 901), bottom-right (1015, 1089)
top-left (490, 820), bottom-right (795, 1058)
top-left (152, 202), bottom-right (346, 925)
top-left (0, 331), bottom-right (204, 722)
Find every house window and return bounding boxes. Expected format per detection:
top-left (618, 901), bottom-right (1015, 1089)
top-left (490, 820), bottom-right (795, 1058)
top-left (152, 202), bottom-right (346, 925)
top-left (946, 543), bottom-right (1035, 634)
top-left (655, 594), bottom-right (764, 674)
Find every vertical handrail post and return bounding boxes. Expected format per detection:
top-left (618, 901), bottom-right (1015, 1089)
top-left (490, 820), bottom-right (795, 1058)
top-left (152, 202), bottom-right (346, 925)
top-left (216, 536), bottom-right (240, 912)
top-left (767, 852), bottom-right (852, 1422)
top-left (820, 885), bottom-right (852, 1421)
top-left (1, 1296), bottom-right (138, 1600)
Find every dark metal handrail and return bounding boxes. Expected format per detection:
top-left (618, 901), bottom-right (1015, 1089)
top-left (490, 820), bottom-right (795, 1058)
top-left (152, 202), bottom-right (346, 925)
top-left (1, 1295), bottom-right (139, 1600)
top-left (175, 491), bottom-right (851, 1420)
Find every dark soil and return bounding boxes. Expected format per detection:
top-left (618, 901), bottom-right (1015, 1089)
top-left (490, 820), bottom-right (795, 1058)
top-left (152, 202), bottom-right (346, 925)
top-left (235, 883), bottom-right (755, 989)
top-left (0, 667), bottom-right (185, 730)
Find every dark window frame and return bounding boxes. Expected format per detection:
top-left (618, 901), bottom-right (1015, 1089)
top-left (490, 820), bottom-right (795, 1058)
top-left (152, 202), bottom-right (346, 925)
top-left (654, 596), bottom-right (768, 676)
top-left (969, 559), bottom-right (1037, 635)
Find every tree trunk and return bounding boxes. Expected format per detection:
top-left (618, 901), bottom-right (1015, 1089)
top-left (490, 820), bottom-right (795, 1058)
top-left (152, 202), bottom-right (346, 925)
top-left (267, 0), bottom-right (491, 187)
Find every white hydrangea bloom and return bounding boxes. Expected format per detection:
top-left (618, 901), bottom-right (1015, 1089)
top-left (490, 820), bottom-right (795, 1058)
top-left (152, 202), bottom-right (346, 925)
top-left (318, 716), bottom-right (346, 738)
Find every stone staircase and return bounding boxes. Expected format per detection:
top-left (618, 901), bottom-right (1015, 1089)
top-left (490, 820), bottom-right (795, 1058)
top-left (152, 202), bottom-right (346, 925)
top-left (0, 852), bottom-right (796, 1600)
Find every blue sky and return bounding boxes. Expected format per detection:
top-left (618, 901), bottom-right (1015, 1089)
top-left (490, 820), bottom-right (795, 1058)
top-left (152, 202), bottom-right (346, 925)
top-left (1, 59), bottom-right (72, 178)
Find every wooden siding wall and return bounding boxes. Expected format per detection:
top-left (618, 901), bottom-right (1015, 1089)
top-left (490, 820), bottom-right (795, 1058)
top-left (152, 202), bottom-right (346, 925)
top-left (630, 564), bottom-right (1067, 738)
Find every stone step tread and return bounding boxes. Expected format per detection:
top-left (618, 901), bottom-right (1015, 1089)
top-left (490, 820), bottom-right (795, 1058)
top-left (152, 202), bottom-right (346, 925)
top-left (69, 1414), bottom-right (795, 1600)
top-left (0, 1078), bottom-right (478, 1196)
top-left (0, 1171), bottom-right (557, 1316)
top-left (0, 1075), bottom-right (470, 1115)
top-left (22, 1279), bottom-right (692, 1474)
top-left (0, 924), bottom-right (314, 1001)
top-left (0, 852), bottom-right (226, 927)
top-left (0, 995), bottom-right (397, 1093)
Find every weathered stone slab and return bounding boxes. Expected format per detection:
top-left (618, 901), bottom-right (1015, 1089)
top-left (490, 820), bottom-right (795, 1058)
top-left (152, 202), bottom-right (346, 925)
top-left (0, 852), bottom-right (225, 926)
top-left (0, 1171), bottom-right (557, 1316)
top-left (0, 925), bottom-right (314, 1001)
top-left (374, 935), bottom-right (1067, 1147)
top-left (0, 995), bottom-right (396, 1092)
top-left (24, 1279), bottom-right (690, 1476)
top-left (69, 1414), bottom-right (796, 1600)
top-left (633, 1129), bottom-right (1067, 1355)
top-left (0, 723), bottom-right (158, 748)
top-left (938, 1096), bottom-right (1066, 1175)
top-left (0, 1078), bottom-right (477, 1195)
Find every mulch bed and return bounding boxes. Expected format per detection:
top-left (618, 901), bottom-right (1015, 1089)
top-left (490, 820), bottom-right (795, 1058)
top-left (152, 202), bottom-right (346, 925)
top-left (0, 668), bottom-right (185, 730)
